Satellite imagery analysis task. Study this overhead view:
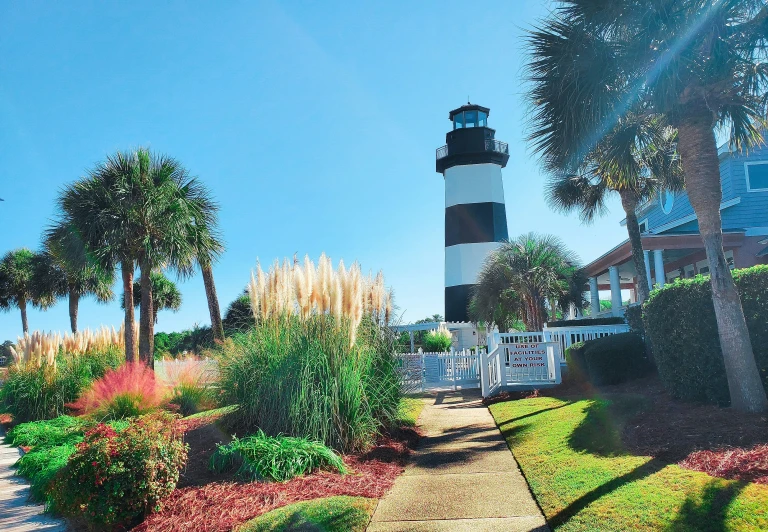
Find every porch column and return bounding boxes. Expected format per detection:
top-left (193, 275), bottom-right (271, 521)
top-left (409, 331), bottom-right (415, 353)
top-left (643, 250), bottom-right (652, 289)
top-left (589, 277), bottom-right (599, 316)
top-left (654, 249), bottom-right (665, 288)
top-left (609, 266), bottom-right (622, 316)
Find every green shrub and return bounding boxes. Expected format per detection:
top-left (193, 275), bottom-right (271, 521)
top-left (423, 325), bottom-right (453, 352)
top-left (582, 333), bottom-right (650, 385)
top-left (17, 442), bottom-right (79, 503)
top-left (624, 305), bottom-right (644, 338)
top-left (218, 315), bottom-right (400, 453)
top-left (564, 341), bottom-right (588, 384)
top-left (0, 346), bottom-right (123, 422)
top-left (238, 496), bottom-right (376, 532)
top-left (5, 415), bottom-right (85, 448)
top-left (643, 266), bottom-right (768, 405)
top-left (51, 412), bottom-right (187, 530)
top-left (210, 431), bottom-right (346, 482)
top-left (546, 317), bottom-right (626, 327)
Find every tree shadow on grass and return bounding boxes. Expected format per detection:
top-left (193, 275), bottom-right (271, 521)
top-left (496, 402), bottom-right (572, 429)
top-left (548, 457), bottom-right (667, 529)
top-left (568, 396), bottom-right (647, 457)
top-left (665, 480), bottom-right (746, 532)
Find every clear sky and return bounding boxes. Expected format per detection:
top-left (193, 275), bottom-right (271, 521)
top-left (0, 0), bottom-right (630, 340)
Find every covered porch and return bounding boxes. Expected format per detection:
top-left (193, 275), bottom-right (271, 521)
top-left (582, 232), bottom-right (761, 317)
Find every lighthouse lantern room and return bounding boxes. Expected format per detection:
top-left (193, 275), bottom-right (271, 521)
top-left (436, 103), bottom-right (510, 323)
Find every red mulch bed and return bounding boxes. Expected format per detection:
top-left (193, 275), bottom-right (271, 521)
top-left (680, 445), bottom-right (768, 485)
top-left (133, 415), bottom-right (419, 532)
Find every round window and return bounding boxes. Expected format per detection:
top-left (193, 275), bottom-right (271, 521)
top-left (660, 190), bottom-right (674, 214)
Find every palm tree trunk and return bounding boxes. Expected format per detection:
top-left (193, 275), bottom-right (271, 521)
top-left (122, 263), bottom-right (137, 363)
top-left (677, 115), bottom-right (767, 413)
top-left (620, 190), bottom-right (650, 304)
top-left (68, 290), bottom-right (80, 333)
top-left (138, 261), bottom-right (155, 368)
top-left (18, 298), bottom-right (28, 334)
top-left (201, 263), bottom-right (224, 341)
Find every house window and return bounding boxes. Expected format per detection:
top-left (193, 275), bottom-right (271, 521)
top-left (746, 161), bottom-right (768, 191)
top-left (638, 219), bottom-right (649, 233)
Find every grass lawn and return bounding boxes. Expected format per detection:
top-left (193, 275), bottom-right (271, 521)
top-left (236, 496), bottom-right (377, 532)
top-left (489, 395), bottom-right (768, 531)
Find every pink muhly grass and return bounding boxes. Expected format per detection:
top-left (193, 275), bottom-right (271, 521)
top-left (69, 362), bottom-right (167, 419)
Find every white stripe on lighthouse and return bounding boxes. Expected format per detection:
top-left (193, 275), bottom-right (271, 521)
top-left (445, 163), bottom-right (506, 208)
top-left (445, 241), bottom-right (501, 287)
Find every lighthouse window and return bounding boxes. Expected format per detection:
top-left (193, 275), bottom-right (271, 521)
top-left (478, 111), bottom-right (487, 127)
top-left (453, 112), bottom-right (464, 129)
top-left (464, 110), bottom-right (478, 128)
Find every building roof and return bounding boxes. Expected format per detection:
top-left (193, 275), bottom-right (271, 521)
top-left (448, 104), bottom-right (491, 120)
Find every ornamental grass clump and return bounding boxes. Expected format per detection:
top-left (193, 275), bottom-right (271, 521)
top-left (219, 255), bottom-right (401, 453)
top-left (51, 412), bottom-right (188, 531)
top-left (423, 323), bottom-right (453, 352)
top-left (69, 362), bottom-right (167, 420)
top-left (210, 431), bottom-right (346, 482)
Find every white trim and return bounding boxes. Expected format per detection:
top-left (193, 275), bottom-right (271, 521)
top-left (445, 242), bottom-right (500, 287)
top-left (745, 161), bottom-right (768, 192)
top-left (651, 197), bottom-right (741, 234)
top-left (444, 163), bottom-right (506, 208)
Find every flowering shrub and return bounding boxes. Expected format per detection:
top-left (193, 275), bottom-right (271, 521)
top-left (69, 362), bottom-right (167, 420)
top-left (51, 412), bottom-right (188, 530)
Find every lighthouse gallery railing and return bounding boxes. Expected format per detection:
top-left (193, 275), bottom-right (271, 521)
top-left (435, 139), bottom-right (509, 160)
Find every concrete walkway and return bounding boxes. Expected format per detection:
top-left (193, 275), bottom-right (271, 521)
top-left (0, 434), bottom-right (67, 532)
top-left (369, 390), bottom-right (548, 532)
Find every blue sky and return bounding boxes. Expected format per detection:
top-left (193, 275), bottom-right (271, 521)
top-left (0, 0), bottom-right (630, 340)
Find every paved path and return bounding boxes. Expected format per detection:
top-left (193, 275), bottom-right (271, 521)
top-left (0, 433), bottom-right (67, 532)
top-left (369, 390), bottom-right (548, 532)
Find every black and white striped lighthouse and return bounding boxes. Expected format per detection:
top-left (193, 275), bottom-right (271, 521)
top-left (436, 104), bottom-right (510, 322)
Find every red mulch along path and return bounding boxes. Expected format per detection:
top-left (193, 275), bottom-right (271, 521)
top-left (134, 415), bottom-right (419, 532)
top-left (680, 445), bottom-right (768, 485)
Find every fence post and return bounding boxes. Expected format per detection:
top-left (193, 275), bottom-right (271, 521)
top-left (451, 348), bottom-right (457, 391)
top-left (480, 348), bottom-right (489, 397)
top-left (419, 348), bottom-right (425, 392)
top-left (498, 346), bottom-right (507, 389)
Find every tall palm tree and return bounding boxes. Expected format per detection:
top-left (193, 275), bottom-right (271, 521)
top-left (56, 149), bottom-right (219, 367)
top-left (34, 224), bottom-right (115, 333)
top-left (547, 116), bottom-right (684, 304)
top-left (526, 0), bottom-right (768, 412)
top-left (0, 249), bottom-right (49, 334)
top-left (123, 271), bottom-right (182, 324)
top-left (197, 241), bottom-right (225, 341)
top-left (470, 233), bottom-right (583, 331)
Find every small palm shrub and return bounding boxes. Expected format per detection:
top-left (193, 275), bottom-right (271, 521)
top-left (70, 362), bottom-right (166, 420)
top-left (51, 412), bottom-right (187, 530)
top-left (210, 430), bottom-right (346, 481)
top-left (423, 324), bottom-right (452, 352)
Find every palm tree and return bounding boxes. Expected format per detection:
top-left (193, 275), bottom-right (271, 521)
top-left (34, 224), bottom-right (115, 333)
top-left (56, 148), bottom-right (219, 367)
top-left (547, 116), bottom-right (684, 304)
top-left (470, 233), bottom-right (583, 331)
top-left (197, 240), bottom-right (225, 341)
top-left (123, 271), bottom-right (182, 324)
top-left (526, 0), bottom-right (768, 412)
top-left (0, 249), bottom-right (49, 334)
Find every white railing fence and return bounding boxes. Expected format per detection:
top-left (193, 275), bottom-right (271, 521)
top-left (396, 349), bottom-right (481, 392)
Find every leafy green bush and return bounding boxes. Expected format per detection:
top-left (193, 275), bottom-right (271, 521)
top-left (153, 326), bottom-right (214, 358)
top-left (624, 305), bottom-right (644, 338)
top-left (238, 496), bottom-right (376, 532)
top-left (582, 333), bottom-right (650, 385)
top-left (223, 291), bottom-right (254, 333)
top-left (51, 412), bottom-right (187, 530)
top-left (546, 317), bottom-right (626, 327)
top-left (423, 325), bottom-right (453, 352)
top-left (0, 346), bottom-right (123, 422)
top-left (5, 415), bottom-right (85, 448)
top-left (564, 341), bottom-right (588, 384)
top-left (218, 315), bottom-right (400, 453)
top-left (210, 431), bottom-right (346, 482)
top-left (643, 266), bottom-right (768, 405)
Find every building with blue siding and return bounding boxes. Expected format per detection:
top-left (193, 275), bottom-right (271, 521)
top-left (583, 142), bottom-right (768, 316)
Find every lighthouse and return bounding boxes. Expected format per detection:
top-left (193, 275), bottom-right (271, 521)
top-left (436, 104), bottom-right (509, 323)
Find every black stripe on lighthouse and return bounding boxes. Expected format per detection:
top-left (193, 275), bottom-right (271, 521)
top-left (445, 202), bottom-right (509, 247)
top-left (445, 285), bottom-right (474, 323)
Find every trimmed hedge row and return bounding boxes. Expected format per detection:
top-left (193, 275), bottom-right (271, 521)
top-left (547, 317), bottom-right (626, 327)
top-left (565, 333), bottom-right (650, 386)
top-left (643, 265), bottom-right (768, 406)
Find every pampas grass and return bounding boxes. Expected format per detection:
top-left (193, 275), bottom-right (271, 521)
top-left (10, 325), bottom-right (131, 369)
top-left (248, 254), bottom-right (393, 345)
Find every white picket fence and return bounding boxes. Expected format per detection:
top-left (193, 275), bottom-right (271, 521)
top-left (398, 324), bottom-right (629, 397)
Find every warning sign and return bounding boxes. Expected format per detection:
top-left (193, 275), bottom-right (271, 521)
top-left (508, 343), bottom-right (548, 369)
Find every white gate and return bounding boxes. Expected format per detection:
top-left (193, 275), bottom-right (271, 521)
top-left (396, 349), bottom-right (481, 392)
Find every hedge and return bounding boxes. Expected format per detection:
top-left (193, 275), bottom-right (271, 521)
top-left (643, 265), bottom-right (768, 406)
top-left (546, 317), bottom-right (626, 327)
top-left (564, 333), bottom-right (649, 386)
